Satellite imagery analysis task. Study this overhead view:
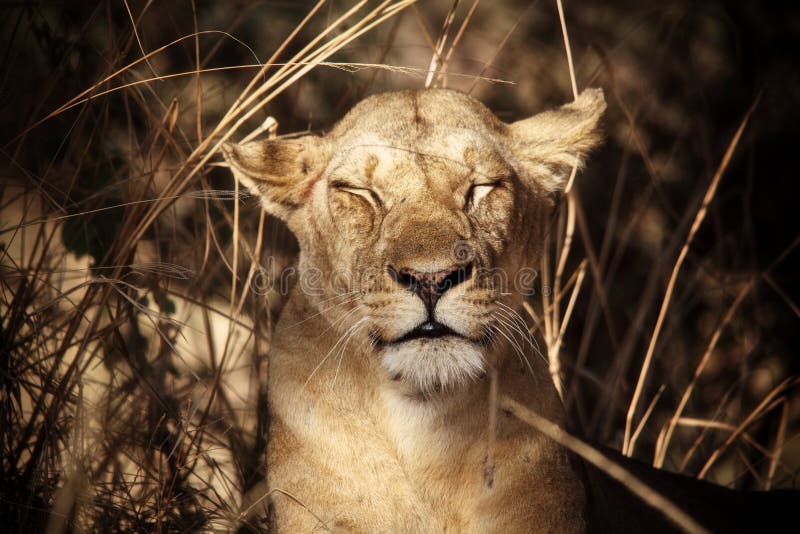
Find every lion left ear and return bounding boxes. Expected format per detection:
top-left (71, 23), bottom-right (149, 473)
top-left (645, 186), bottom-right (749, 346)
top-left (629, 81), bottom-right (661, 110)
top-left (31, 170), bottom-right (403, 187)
top-left (509, 88), bottom-right (606, 192)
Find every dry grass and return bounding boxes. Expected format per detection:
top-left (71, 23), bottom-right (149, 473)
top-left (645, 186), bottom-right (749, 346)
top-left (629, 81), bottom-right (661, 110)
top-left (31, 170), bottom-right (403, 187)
top-left (1, 1), bottom-right (798, 531)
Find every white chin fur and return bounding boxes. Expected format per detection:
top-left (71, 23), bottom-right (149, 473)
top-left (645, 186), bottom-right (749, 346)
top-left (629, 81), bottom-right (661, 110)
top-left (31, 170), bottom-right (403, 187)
top-left (381, 338), bottom-right (486, 394)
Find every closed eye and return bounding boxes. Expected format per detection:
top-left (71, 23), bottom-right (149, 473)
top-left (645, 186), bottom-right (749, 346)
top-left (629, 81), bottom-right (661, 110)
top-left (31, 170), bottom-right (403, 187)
top-left (465, 181), bottom-right (501, 209)
top-left (331, 180), bottom-right (383, 208)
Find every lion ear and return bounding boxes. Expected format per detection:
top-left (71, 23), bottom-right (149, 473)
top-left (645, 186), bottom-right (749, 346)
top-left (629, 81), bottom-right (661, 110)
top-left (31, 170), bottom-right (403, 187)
top-left (509, 88), bottom-right (606, 192)
top-left (221, 136), bottom-right (329, 221)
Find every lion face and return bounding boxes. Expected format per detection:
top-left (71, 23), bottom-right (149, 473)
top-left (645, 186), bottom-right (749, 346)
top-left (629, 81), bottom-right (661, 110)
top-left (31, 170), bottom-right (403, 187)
top-left (223, 88), bottom-right (605, 395)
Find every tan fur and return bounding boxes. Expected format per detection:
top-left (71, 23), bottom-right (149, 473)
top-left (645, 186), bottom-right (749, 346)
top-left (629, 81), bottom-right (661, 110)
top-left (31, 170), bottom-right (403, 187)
top-left (223, 88), bottom-right (605, 531)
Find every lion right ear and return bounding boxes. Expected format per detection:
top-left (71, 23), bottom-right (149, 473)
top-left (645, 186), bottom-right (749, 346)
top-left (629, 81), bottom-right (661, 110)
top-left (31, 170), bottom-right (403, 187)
top-left (221, 136), bottom-right (329, 221)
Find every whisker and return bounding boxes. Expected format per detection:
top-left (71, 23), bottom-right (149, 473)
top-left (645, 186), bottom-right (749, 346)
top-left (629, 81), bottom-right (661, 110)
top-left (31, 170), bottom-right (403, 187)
top-left (304, 316), bottom-right (369, 388)
top-left (492, 310), bottom-right (543, 385)
top-left (494, 307), bottom-right (534, 346)
top-left (491, 324), bottom-right (530, 376)
top-left (490, 321), bottom-right (531, 374)
top-left (316, 290), bottom-right (362, 306)
top-left (492, 313), bottom-right (528, 359)
top-left (316, 303), bottom-right (366, 339)
top-left (497, 312), bottom-right (543, 361)
top-left (496, 303), bottom-right (547, 364)
top-left (331, 321), bottom-right (369, 387)
top-left (285, 293), bottom-right (361, 329)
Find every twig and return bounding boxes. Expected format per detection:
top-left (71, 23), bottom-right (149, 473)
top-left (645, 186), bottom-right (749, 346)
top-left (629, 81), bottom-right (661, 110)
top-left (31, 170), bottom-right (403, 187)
top-left (623, 96), bottom-right (760, 456)
top-left (425, 0), bottom-right (460, 87)
top-left (654, 280), bottom-right (754, 467)
top-left (500, 395), bottom-right (709, 534)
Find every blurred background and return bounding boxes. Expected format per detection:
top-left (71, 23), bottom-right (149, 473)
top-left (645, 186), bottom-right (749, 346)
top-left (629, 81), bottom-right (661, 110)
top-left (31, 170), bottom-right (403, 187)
top-left (1, 0), bottom-right (798, 531)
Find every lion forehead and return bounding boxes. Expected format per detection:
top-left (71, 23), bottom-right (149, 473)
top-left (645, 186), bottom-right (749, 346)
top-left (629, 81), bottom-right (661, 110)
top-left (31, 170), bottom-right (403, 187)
top-left (328, 130), bottom-right (511, 188)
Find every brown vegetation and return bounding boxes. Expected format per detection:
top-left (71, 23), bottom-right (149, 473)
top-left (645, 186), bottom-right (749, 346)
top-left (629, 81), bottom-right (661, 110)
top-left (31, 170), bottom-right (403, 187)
top-left (1, 1), bottom-right (798, 531)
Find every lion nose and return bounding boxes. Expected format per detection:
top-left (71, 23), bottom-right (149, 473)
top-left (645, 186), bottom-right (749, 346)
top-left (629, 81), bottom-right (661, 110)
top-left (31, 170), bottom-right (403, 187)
top-left (387, 263), bottom-right (473, 312)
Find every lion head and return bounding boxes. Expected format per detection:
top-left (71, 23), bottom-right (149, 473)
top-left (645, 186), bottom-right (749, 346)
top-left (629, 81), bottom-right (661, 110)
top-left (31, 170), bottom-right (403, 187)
top-left (223, 88), bottom-right (605, 395)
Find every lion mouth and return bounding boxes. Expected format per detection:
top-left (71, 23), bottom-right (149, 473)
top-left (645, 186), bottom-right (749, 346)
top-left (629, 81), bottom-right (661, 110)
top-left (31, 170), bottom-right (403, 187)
top-left (391, 320), bottom-right (462, 344)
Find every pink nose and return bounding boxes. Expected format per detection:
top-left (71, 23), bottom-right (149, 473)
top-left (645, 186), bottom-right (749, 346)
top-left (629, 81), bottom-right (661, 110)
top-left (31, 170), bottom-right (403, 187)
top-left (388, 263), bottom-right (473, 312)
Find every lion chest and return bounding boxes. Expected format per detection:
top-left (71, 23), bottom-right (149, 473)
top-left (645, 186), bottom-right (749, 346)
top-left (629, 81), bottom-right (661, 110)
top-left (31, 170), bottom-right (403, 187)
top-left (266, 374), bottom-right (485, 530)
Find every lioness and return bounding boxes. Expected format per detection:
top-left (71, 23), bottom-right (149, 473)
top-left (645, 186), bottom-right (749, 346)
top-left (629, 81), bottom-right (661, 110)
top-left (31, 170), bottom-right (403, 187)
top-left (223, 88), bottom-right (604, 531)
